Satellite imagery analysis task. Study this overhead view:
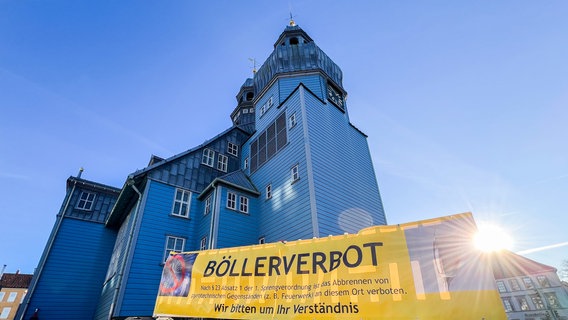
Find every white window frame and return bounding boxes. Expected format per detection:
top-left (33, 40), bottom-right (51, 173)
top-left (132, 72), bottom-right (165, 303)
top-left (249, 108), bottom-right (254, 113)
top-left (6, 292), bottom-right (16, 303)
top-left (164, 236), bottom-right (185, 262)
top-left (228, 142), bottom-right (239, 156)
top-left (202, 148), bottom-right (215, 167)
top-left (243, 157), bottom-right (249, 170)
top-left (217, 154), bottom-right (228, 172)
top-left (268, 96), bottom-right (274, 108)
top-left (266, 184), bottom-right (272, 200)
top-left (76, 191), bottom-right (96, 211)
top-left (242, 108), bottom-right (248, 114)
top-left (0, 307), bottom-right (11, 320)
top-left (239, 196), bottom-right (249, 214)
top-left (204, 196), bottom-right (211, 216)
top-left (496, 281), bottom-right (507, 293)
top-left (172, 188), bottom-right (191, 218)
top-left (200, 236), bottom-right (207, 251)
top-left (259, 104), bottom-right (266, 116)
top-left (259, 237), bottom-right (265, 244)
top-left (291, 164), bottom-right (300, 182)
top-left (289, 113), bottom-right (297, 128)
top-left (227, 192), bottom-right (237, 210)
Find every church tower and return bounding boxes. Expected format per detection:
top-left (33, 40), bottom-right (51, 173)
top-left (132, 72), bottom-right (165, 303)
top-left (243, 22), bottom-right (386, 241)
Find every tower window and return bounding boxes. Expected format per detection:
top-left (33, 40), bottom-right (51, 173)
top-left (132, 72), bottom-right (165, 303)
top-left (291, 164), bottom-right (300, 182)
top-left (200, 236), bottom-right (207, 251)
top-left (246, 92), bottom-right (254, 101)
top-left (290, 37), bottom-right (299, 45)
top-left (76, 191), bottom-right (96, 211)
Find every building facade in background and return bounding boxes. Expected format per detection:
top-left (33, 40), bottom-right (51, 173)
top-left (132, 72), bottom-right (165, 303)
top-left (0, 272), bottom-right (32, 320)
top-left (18, 22), bottom-right (386, 319)
top-left (492, 251), bottom-right (568, 320)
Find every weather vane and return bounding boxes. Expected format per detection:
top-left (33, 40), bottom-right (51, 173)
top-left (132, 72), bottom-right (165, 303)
top-left (289, 12), bottom-right (296, 26)
top-left (248, 58), bottom-right (257, 74)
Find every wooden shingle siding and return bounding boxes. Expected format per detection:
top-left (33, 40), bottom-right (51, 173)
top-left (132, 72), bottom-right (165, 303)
top-left (303, 89), bottom-right (386, 235)
top-left (118, 180), bottom-right (196, 317)
top-left (215, 187), bottom-right (258, 248)
top-left (248, 88), bottom-right (314, 243)
top-left (24, 218), bottom-right (117, 320)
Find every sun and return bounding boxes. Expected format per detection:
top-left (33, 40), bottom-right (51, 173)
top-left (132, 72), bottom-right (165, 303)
top-left (474, 223), bottom-right (514, 252)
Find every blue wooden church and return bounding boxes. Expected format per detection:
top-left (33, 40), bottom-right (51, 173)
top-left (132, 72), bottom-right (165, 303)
top-left (18, 22), bottom-right (386, 320)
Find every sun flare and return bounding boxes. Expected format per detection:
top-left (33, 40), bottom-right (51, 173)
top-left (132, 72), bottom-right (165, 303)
top-left (474, 223), bottom-right (513, 252)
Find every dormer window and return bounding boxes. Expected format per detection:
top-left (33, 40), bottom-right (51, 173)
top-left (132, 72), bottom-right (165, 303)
top-left (290, 37), bottom-right (299, 45)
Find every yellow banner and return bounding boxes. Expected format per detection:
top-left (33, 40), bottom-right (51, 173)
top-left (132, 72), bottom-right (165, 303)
top-left (154, 212), bottom-right (506, 319)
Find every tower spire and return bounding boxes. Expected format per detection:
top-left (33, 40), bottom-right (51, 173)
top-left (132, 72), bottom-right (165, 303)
top-left (289, 12), bottom-right (296, 26)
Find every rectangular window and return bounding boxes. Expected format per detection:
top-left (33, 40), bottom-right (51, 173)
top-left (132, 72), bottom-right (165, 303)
top-left (172, 189), bottom-right (191, 218)
top-left (259, 237), bottom-right (265, 244)
top-left (243, 157), bottom-right (249, 170)
top-left (0, 308), bottom-right (11, 320)
top-left (536, 275), bottom-right (550, 288)
top-left (544, 292), bottom-right (561, 308)
top-left (242, 108), bottom-right (248, 114)
top-left (0, 292), bottom-right (4, 301)
top-left (239, 196), bottom-right (249, 213)
top-left (76, 191), bottom-right (96, 210)
top-left (228, 142), bottom-right (239, 156)
top-left (164, 236), bottom-right (185, 262)
top-left (289, 113), bottom-right (297, 128)
top-left (7, 292), bottom-right (16, 303)
top-left (522, 277), bottom-right (534, 289)
top-left (249, 108), bottom-right (254, 113)
top-left (202, 148), bottom-right (215, 167)
top-left (227, 192), bottom-right (236, 210)
top-left (291, 164), bottom-right (299, 182)
top-left (530, 294), bottom-right (545, 310)
top-left (516, 296), bottom-right (529, 311)
top-left (204, 196), bottom-right (211, 216)
top-left (509, 279), bottom-right (521, 291)
top-left (200, 237), bottom-right (207, 251)
top-left (496, 281), bottom-right (507, 293)
top-left (259, 104), bottom-right (266, 116)
top-left (217, 154), bottom-right (228, 172)
top-left (266, 184), bottom-right (272, 200)
top-left (268, 96), bottom-right (274, 108)
top-left (250, 112), bottom-right (287, 172)
top-left (502, 298), bottom-right (514, 312)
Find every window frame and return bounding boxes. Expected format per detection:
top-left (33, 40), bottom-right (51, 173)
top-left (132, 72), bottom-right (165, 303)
top-left (204, 196), bottom-right (212, 216)
top-left (522, 277), bottom-right (534, 289)
top-left (76, 191), bottom-right (96, 211)
top-left (202, 148), bottom-right (215, 167)
top-left (7, 292), bottom-right (17, 303)
top-left (259, 237), bottom-right (265, 244)
top-left (536, 275), bottom-right (550, 288)
top-left (502, 298), bottom-right (514, 312)
top-left (0, 292), bottom-right (4, 302)
top-left (509, 279), bottom-right (521, 291)
top-left (289, 112), bottom-right (297, 128)
top-left (200, 236), bottom-right (207, 251)
top-left (217, 154), bottom-right (228, 172)
top-left (172, 188), bottom-right (191, 218)
top-left (163, 235), bottom-right (185, 262)
top-left (228, 142), bottom-right (239, 156)
top-left (265, 184), bottom-right (272, 200)
top-left (496, 281), bottom-right (507, 293)
top-left (530, 294), bottom-right (545, 310)
top-left (0, 307), bottom-right (11, 320)
top-left (516, 296), bottom-right (530, 311)
top-left (291, 164), bottom-right (300, 182)
top-left (227, 192), bottom-right (237, 210)
top-left (243, 157), bottom-right (249, 170)
top-left (239, 196), bottom-right (249, 214)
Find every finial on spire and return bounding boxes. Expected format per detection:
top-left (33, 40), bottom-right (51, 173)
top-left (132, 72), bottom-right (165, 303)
top-left (248, 58), bottom-right (257, 74)
top-left (289, 12), bottom-right (296, 26)
top-left (77, 167), bottom-right (84, 178)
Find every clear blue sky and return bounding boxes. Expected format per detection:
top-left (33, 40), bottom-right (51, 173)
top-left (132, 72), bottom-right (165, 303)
top-left (1, 1), bottom-right (567, 275)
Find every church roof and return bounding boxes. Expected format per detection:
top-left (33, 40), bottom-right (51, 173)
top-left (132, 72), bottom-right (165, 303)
top-left (199, 170), bottom-right (259, 199)
top-left (491, 250), bottom-right (557, 279)
top-left (0, 273), bottom-right (33, 288)
top-left (253, 24), bottom-right (343, 96)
